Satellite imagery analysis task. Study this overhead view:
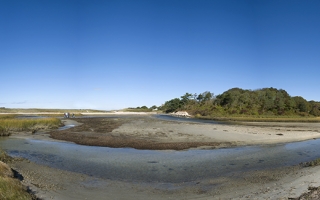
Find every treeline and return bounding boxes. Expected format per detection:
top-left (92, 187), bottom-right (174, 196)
top-left (126, 105), bottom-right (158, 112)
top-left (159, 88), bottom-right (320, 117)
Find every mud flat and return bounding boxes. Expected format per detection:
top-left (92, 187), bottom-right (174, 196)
top-left (3, 115), bottom-right (320, 199)
top-left (8, 157), bottom-right (320, 200)
top-left (49, 115), bottom-right (320, 150)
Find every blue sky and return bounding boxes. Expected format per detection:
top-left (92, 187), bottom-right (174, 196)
top-left (1, 0), bottom-right (320, 110)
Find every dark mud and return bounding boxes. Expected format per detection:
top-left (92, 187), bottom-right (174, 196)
top-left (297, 187), bottom-right (320, 200)
top-left (49, 117), bottom-right (231, 150)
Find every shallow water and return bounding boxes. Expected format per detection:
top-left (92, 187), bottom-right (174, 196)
top-left (1, 137), bottom-right (320, 183)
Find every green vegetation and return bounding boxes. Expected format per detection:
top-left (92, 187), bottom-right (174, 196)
top-left (0, 151), bottom-right (33, 200)
top-left (302, 158), bottom-right (320, 167)
top-left (0, 117), bottom-right (61, 136)
top-left (0, 114), bottom-right (17, 119)
top-left (159, 88), bottom-right (320, 121)
top-left (125, 105), bottom-right (158, 112)
top-left (0, 176), bottom-right (33, 200)
top-left (0, 151), bottom-right (12, 163)
top-left (197, 116), bottom-right (320, 122)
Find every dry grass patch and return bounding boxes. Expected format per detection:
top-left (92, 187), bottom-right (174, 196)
top-left (0, 151), bottom-right (12, 163)
top-left (0, 118), bottom-right (61, 136)
top-left (0, 161), bottom-right (13, 178)
top-left (0, 176), bottom-right (33, 200)
top-left (0, 152), bottom-right (33, 200)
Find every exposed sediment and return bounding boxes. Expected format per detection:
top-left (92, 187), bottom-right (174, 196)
top-left (49, 116), bottom-right (320, 150)
top-left (3, 115), bottom-right (320, 199)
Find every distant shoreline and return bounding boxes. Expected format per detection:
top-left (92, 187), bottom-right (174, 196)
top-left (0, 111), bottom-right (157, 115)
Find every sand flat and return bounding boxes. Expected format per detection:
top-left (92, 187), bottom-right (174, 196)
top-left (5, 115), bottom-right (320, 199)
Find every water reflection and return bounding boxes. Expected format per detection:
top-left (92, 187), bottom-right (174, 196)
top-left (1, 138), bottom-right (320, 183)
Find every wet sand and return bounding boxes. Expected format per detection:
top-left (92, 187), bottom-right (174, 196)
top-left (5, 114), bottom-right (320, 199)
top-left (49, 115), bottom-right (320, 150)
top-left (8, 156), bottom-right (320, 199)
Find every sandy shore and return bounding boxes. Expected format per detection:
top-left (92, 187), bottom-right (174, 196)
top-left (111, 117), bottom-right (320, 148)
top-left (5, 115), bottom-right (320, 199)
top-left (11, 116), bottom-right (320, 150)
top-left (8, 155), bottom-right (320, 200)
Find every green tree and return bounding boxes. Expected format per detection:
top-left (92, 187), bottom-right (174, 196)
top-left (160, 87), bottom-right (318, 117)
top-left (181, 93), bottom-right (193, 105)
top-left (150, 105), bottom-right (158, 110)
top-left (162, 98), bottom-right (182, 113)
top-left (292, 96), bottom-right (309, 113)
top-left (309, 101), bottom-right (320, 116)
top-left (140, 106), bottom-right (148, 109)
top-left (196, 94), bottom-right (204, 102)
top-left (202, 91), bottom-right (213, 101)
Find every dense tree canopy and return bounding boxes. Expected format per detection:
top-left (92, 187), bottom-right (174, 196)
top-left (159, 88), bottom-right (320, 117)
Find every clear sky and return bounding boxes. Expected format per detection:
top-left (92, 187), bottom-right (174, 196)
top-left (1, 0), bottom-right (320, 110)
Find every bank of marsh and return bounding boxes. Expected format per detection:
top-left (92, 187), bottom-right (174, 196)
top-left (0, 116), bottom-right (61, 136)
top-left (0, 151), bottom-right (34, 200)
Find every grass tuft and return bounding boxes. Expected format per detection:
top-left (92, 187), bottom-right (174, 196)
top-left (0, 176), bottom-right (33, 200)
top-left (0, 114), bottom-right (17, 119)
top-left (0, 151), bottom-right (33, 200)
top-left (0, 126), bottom-right (10, 136)
top-left (0, 151), bottom-right (12, 163)
top-left (301, 158), bottom-right (320, 167)
top-left (0, 117), bottom-right (61, 135)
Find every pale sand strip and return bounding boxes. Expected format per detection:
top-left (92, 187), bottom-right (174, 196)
top-left (112, 118), bottom-right (320, 148)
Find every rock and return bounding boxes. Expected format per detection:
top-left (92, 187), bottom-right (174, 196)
top-left (171, 111), bottom-right (191, 118)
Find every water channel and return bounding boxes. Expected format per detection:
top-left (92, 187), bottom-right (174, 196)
top-left (1, 115), bottom-right (320, 184)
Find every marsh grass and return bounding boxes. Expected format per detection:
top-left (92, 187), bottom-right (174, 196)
top-left (0, 176), bottom-right (32, 200)
top-left (0, 126), bottom-right (8, 136)
top-left (301, 158), bottom-right (320, 167)
top-left (0, 118), bottom-right (61, 135)
top-left (0, 151), bottom-right (12, 163)
top-left (0, 114), bottom-right (17, 119)
top-left (0, 151), bottom-right (33, 200)
top-left (198, 115), bottom-right (320, 123)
